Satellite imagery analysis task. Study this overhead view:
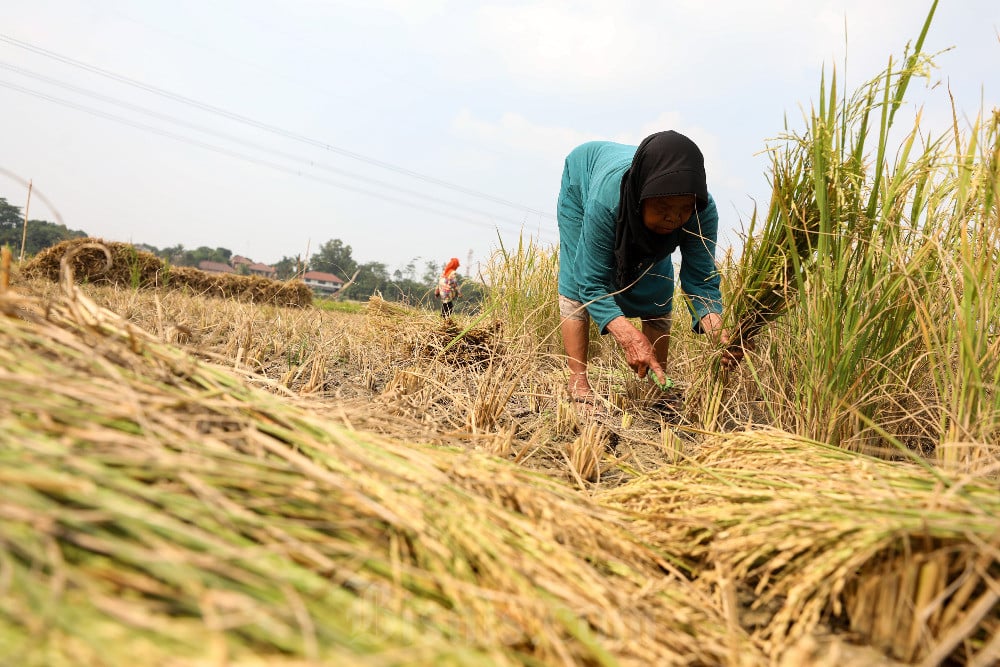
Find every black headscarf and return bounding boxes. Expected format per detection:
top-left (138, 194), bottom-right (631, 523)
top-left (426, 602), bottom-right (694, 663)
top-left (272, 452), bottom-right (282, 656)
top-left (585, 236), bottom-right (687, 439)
top-left (613, 131), bottom-right (709, 289)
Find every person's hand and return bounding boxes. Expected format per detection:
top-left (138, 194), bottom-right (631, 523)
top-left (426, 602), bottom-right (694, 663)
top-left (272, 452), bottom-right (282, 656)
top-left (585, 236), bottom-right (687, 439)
top-left (606, 317), bottom-right (665, 383)
top-left (699, 313), bottom-right (743, 369)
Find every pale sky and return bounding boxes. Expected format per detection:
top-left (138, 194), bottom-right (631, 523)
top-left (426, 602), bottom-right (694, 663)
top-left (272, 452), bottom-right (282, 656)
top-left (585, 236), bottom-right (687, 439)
top-left (1, 1), bottom-right (997, 278)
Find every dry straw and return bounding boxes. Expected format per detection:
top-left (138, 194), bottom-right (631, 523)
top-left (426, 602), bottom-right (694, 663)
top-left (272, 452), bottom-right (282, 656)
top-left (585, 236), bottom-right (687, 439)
top-left (21, 237), bottom-right (313, 307)
top-left (0, 260), bottom-right (758, 665)
top-left (565, 422), bottom-right (608, 484)
top-left (602, 429), bottom-right (1000, 665)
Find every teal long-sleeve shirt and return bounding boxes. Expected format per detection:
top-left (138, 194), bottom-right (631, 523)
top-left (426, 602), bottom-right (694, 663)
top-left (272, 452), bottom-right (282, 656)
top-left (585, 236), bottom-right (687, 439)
top-left (556, 141), bottom-right (722, 334)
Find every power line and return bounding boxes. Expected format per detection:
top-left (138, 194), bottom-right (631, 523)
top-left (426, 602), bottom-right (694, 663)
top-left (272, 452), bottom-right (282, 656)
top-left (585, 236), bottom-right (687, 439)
top-left (0, 61), bottom-right (553, 233)
top-left (0, 33), bottom-right (557, 221)
top-left (0, 78), bottom-right (556, 244)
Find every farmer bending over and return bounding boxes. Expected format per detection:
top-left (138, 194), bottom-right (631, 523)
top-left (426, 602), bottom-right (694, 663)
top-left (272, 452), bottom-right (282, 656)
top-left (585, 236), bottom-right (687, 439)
top-left (556, 130), bottom-right (741, 402)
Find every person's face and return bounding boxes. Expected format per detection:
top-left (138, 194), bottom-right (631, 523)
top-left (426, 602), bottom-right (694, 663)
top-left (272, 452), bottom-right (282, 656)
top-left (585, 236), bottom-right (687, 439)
top-left (641, 195), bottom-right (696, 234)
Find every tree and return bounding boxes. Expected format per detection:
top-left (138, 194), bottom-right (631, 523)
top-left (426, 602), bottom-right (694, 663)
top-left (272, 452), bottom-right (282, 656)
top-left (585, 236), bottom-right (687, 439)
top-left (402, 257), bottom-right (419, 282)
top-left (310, 239), bottom-right (357, 278)
top-left (422, 260), bottom-right (440, 285)
top-left (157, 244), bottom-right (186, 265)
top-left (0, 198), bottom-right (22, 230)
top-left (191, 246), bottom-right (222, 264)
top-left (0, 218), bottom-right (87, 256)
top-left (274, 255), bottom-right (299, 280)
top-left (158, 245), bottom-right (233, 267)
top-left (344, 261), bottom-right (389, 300)
top-left (0, 198), bottom-right (89, 255)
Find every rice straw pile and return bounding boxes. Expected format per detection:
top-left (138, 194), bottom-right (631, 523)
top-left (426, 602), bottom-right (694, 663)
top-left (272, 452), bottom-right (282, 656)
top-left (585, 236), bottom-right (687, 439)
top-left (0, 257), bottom-right (760, 666)
top-left (602, 430), bottom-right (1000, 665)
top-left (20, 238), bottom-right (313, 307)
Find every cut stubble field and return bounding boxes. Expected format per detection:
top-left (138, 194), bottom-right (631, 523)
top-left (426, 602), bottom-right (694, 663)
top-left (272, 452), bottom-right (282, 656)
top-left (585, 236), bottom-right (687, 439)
top-left (2, 258), bottom-right (997, 666)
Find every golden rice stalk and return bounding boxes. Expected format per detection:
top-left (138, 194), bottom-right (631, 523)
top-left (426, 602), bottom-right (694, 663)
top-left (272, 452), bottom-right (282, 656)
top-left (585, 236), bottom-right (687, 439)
top-left (602, 429), bottom-right (999, 665)
top-left (466, 355), bottom-right (527, 432)
top-left (0, 276), bottom-right (759, 666)
top-left (722, 5), bottom-right (937, 358)
top-left (554, 398), bottom-right (579, 436)
top-left (366, 293), bottom-right (419, 320)
top-left (484, 427), bottom-right (515, 459)
top-left (565, 422), bottom-right (607, 484)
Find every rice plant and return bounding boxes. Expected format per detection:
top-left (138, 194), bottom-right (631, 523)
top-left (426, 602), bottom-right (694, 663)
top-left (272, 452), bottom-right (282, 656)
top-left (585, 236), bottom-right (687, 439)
top-left (710, 0), bottom-right (999, 468)
top-left (480, 231), bottom-right (561, 354)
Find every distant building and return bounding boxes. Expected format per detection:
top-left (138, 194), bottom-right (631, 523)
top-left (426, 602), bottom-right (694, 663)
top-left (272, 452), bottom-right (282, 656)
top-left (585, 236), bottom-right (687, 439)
top-left (247, 262), bottom-right (277, 278)
top-left (230, 255), bottom-right (252, 268)
top-left (302, 270), bottom-right (344, 295)
top-left (198, 260), bottom-right (235, 274)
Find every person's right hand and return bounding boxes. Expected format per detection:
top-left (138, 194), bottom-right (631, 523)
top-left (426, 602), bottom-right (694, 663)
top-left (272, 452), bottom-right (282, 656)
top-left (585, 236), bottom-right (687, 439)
top-left (699, 312), bottom-right (744, 369)
top-left (606, 317), bottom-right (665, 383)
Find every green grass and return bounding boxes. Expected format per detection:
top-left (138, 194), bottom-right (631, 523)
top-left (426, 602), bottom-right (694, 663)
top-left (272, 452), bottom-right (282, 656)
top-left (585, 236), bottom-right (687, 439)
top-left (314, 297), bottom-right (365, 314)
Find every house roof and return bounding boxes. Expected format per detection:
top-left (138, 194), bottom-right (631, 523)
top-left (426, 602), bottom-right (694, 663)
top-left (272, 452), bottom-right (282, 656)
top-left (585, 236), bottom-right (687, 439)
top-left (198, 260), bottom-right (235, 274)
top-left (248, 263), bottom-right (276, 273)
top-left (302, 270), bottom-right (344, 283)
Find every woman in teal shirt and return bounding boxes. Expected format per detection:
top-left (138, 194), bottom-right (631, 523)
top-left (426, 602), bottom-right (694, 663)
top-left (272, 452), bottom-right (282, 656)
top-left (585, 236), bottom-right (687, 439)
top-left (557, 130), bottom-right (738, 401)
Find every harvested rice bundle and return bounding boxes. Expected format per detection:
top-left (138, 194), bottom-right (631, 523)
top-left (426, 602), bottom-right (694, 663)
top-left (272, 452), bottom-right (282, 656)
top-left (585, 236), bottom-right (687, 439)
top-left (723, 151), bottom-right (817, 351)
top-left (0, 279), bottom-right (759, 666)
top-left (20, 238), bottom-right (312, 307)
top-left (722, 8), bottom-right (936, 357)
top-left (603, 429), bottom-right (1000, 666)
top-left (19, 237), bottom-right (165, 286)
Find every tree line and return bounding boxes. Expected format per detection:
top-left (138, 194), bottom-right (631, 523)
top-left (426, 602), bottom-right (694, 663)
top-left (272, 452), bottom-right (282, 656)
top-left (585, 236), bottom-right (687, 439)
top-left (0, 197), bottom-right (482, 310)
top-left (0, 197), bottom-right (88, 256)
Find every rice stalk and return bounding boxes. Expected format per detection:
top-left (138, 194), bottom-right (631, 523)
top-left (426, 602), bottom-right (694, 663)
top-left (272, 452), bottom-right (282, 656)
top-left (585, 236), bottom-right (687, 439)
top-left (0, 275), bottom-right (757, 666)
top-left (484, 427), bottom-right (515, 459)
top-left (703, 2), bottom-right (998, 468)
top-left (565, 423), bottom-right (607, 484)
top-left (602, 428), bottom-right (999, 665)
top-left (719, 11), bottom-right (942, 351)
top-left (480, 232), bottom-right (561, 356)
top-left (466, 354), bottom-right (528, 433)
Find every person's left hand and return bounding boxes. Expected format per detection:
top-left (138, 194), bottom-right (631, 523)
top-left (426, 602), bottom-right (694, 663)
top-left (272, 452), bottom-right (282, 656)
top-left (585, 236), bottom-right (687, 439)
top-left (699, 313), bottom-right (743, 369)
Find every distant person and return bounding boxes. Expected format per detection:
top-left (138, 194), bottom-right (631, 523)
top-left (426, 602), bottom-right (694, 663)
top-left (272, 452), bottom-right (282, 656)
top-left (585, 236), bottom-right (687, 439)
top-left (434, 257), bottom-right (461, 318)
top-left (556, 130), bottom-right (742, 403)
